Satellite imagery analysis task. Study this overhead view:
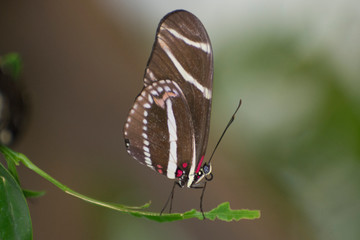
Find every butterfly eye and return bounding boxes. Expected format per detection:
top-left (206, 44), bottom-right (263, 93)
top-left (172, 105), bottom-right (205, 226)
top-left (203, 163), bottom-right (211, 174)
top-left (202, 163), bottom-right (212, 175)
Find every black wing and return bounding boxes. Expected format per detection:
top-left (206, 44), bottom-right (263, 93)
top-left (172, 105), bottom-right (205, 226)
top-left (124, 10), bottom-right (213, 186)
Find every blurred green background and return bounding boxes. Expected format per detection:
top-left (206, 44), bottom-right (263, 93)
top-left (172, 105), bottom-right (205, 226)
top-left (1, 0), bottom-right (359, 239)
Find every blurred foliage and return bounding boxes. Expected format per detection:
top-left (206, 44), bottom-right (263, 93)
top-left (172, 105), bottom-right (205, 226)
top-left (0, 53), bottom-right (22, 80)
top-left (215, 30), bottom-right (360, 240)
top-left (0, 163), bottom-right (32, 240)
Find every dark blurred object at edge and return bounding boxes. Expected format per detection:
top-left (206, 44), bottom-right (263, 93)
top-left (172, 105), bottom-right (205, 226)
top-left (0, 54), bottom-right (29, 146)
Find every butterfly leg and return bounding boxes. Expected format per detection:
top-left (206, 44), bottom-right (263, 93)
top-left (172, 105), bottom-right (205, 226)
top-left (160, 181), bottom-right (177, 215)
top-left (192, 182), bottom-right (208, 220)
top-left (199, 182), bottom-right (207, 220)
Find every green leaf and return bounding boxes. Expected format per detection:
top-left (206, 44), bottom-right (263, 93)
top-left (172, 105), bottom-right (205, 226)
top-left (2, 144), bottom-right (21, 185)
top-left (204, 202), bottom-right (260, 221)
top-left (5, 158), bottom-right (20, 184)
top-left (111, 201), bottom-right (151, 210)
top-left (129, 202), bottom-right (260, 222)
top-left (23, 189), bottom-right (46, 198)
top-left (0, 145), bottom-right (21, 165)
top-left (0, 145), bottom-right (260, 222)
top-left (0, 162), bottom-right (32, 240)
top-left (0, 53), bottom-right (22, 80)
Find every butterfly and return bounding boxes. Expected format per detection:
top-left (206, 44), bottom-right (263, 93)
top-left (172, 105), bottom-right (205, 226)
top-left (123, 10), bottom-right (241, 216)
top-left (124, 10), bottom-right (213, 190)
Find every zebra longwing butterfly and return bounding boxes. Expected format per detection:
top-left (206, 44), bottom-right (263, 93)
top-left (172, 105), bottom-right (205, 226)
top-left (124, 10), bottom-right (213, 190)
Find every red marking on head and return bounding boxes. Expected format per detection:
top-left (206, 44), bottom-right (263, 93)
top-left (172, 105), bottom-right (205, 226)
top-left (182, 162), bottom-right (188, 168)
top-left (195, 156), bottom-right (205, 173)
top-left (176, 169), bottom-right (183, 178)
top-left (157, 164), bottom-right (163, 169)
top-left (157, 169), bottom-right (163, 174)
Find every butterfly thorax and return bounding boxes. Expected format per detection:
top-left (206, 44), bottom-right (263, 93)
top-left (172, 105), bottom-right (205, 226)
top-left (176, 157), bottom-right (213, 188)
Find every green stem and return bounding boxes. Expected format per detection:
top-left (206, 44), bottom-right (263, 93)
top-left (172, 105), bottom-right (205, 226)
top-left (0, 145), bottom-right (261, 222)
top-left (0, 145), bottom-right (150, 214)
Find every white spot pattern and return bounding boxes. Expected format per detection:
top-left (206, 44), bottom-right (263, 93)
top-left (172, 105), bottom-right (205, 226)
top-left (147, 69), bottom-right (156, 81)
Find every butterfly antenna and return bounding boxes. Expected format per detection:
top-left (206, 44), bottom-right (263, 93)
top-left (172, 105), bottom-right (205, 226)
top-left (208, 99), bottom-right (242, 164)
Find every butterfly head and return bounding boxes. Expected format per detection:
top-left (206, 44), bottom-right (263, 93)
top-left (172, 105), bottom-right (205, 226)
top-left (177, 173), bottom-right (188, 188)
top-left (192, 162), bottom-right (213, 186)
top-left (175, 162), bottom-right (213, 188)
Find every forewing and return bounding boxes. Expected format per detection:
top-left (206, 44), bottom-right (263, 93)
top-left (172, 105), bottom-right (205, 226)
top-left (143, 10), bottom-right (213, 163)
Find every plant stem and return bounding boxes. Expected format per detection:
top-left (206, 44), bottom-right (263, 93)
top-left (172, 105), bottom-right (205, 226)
top-left (0, 145), bottom-right (260, 222)
top-left (0, 145), bottom-right (149, 213)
